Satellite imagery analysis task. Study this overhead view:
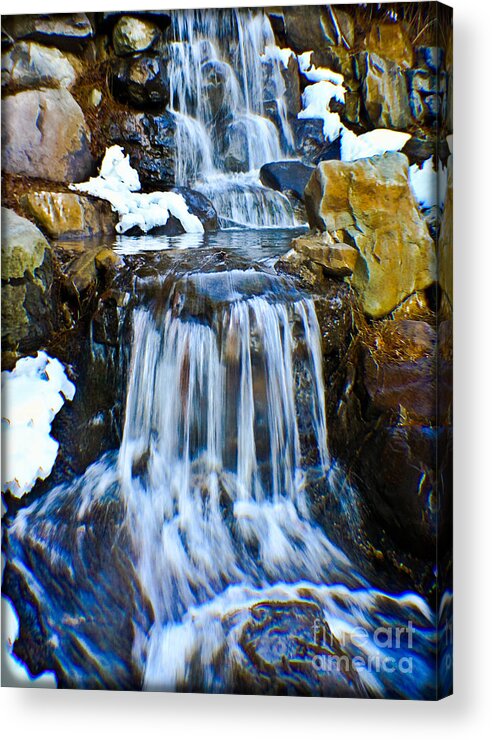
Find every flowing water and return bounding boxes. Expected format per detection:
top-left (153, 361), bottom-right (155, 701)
top-left (167, 8), bottom-right (299, 228)
top-left (3, 9), bottom-right (442, 698)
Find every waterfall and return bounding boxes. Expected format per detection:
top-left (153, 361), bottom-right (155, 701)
top-left (166, 8), bottom-right (298, 228)
top-left (5, 268), bottom-right (436, 696)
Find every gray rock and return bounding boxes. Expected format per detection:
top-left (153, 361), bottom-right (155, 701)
top-left (2, 42), bottom-right (76, 91)
top-left (2, 14), bottom-right (93, 51)
top-left (112, 15), bottom-right (161, 56)
top-left (259, 160), bottom-right (314, 200)
top-left (2, 88), bottom-right (94, 182)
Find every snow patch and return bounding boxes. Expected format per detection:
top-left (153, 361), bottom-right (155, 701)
top-left (298, 81), bottom-right (345, 142)
top-left (71, 146), bottom-right (204, 235)
top-left (298, 51), bottom-right (344, 85)
top-left (262, 44), bottom-right (295, 69)
top-left (409, 157), bottom-right (448, 210)
top-left (341, 128), bottom-right (412, 161)
top-left (1, 352), bottom-right (75, 498)
top-left (2, 596), bottom-right (57, 687)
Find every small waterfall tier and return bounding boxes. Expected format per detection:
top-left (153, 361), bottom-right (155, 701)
top-left (167, 9), bottom-right (299, 228)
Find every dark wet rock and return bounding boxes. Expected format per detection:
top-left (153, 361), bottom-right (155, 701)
top-left (1, 42), bottom-right (77, 91)
top-left (226, 600), bottom-right (367, 697)
top-left (171, 187), bottom-right (218, 231)
top-left (111, 54), bottom-right (169, 109)
top-left (259, 160), bottom-right (314, 201)
top-left (201, 59), bottom-right (234, 123)
top-left (112, 15), bottom-right (161, 56)
top-left (2, 89), bottom-right (94, 182)
top-left (1, 208), bottom-right (58, 356)
top-left (293, 119), bottom-right (341, 165)
top-left (106, 110), bottom-right (176, 186)
top-left (3, 479), bottom-right (153, 689)
top-left (223, 119), bottom-right (250, 173)
top-left (402, 136), bottom-right (451, 166)
top-left (407, 68), bottom-right (448, 127)
top-left (2, 13), bottom-right (94, 52)
top-left (415, 46), bottom-right (444, 72)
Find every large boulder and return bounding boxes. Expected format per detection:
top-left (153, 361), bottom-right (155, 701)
top-left (259, 160), bottom-right (314, 200)
top-left (111, 54), bottom-right (169, 108)
top-left (2, 88), bottom-right (94, 182)
top-left (2, 14), bottom-right (94, 51)
top-left (105, 111), bottom-right (176, 187)
top-left (21, 191), bottom-right (117, 240)
top-left (112, 15), bottom-right (161, 56)
top-left (1, 42), bottom-right (77, 91)
top-left (304, 153), bottom-right (436, 318)
top-left (171, 188), bottom-right (218, 232)
top-left (281, 6), bottom-right (354, 57)
top-left (1, 208), bottom-right (56, 354)
top-left (356, 52), bottom-right (411, 130)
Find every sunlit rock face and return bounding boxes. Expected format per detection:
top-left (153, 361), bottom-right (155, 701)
top-left (2, 88), bottom-right (94, 182)
top-left (304, 152), bottom-right (436, 318)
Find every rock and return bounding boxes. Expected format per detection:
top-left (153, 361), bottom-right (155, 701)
top-left (89, 88), bottom-right (102, 107)
top-left (364, 22), bottom-right (413, 68)
top-left (438, 165), bottom-right (453, 308)
top-left (259, 161), bottom-right (314, 200)
top-left (112, 15), bottom-right (161, 55)
top-left (201, 60), bottom-right (233, 122)
top-left (1, 42), bottom-right (76, 91)
top-left (1, 207), bottom-right (56, 354)
top-left (407, 68), bottom-right (448, 126)
top-left (402, 136), bottom-right (451, 166)
top-left (293, 119), bottom-right (341, 165)
top-left (304, 153), bottom-right (436, 317)
top-left (21, 191), bottom-right (117, 240)
top-left (111, 54), bottom-right (169, 108)
top-left (2, 14), bottom-right (93, 51)
top-left (415, 46), bottom-right (444, 71)
top-left (171, 187), bottom-right (218, 231)
top-left (356, 52), bottom-right (411, 130)
top-left (95, 248), bottom-right (120, 271)
top-left (362, 320), bottom-right (436, 423)
top-left (2, 89), bottom-right (94, 182)
top-left (224, 119), bottom-right (250, 173)
top-left (280, 233), bottom-right (359, 282)
top-left (282, 6), bottom-right (353, 55)
top-left (106, 111), bottom-right (176, 187)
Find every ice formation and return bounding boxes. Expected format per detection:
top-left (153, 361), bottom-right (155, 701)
top-left (1, 352), bottom-right (75, 498)
top-left (71, 146), bottom-right (205, 235)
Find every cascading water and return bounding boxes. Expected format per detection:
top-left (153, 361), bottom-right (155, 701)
top-left (166, 9), bottom-right (299, 228)
top-left (5, 268), bottom-right (436, 697)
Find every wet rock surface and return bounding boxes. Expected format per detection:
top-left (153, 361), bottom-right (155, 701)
top-left (21, 191), bottom-right (117, 240)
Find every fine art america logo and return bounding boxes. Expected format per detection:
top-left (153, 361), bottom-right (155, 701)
top-left (311, 619), bottom-right (418, 675)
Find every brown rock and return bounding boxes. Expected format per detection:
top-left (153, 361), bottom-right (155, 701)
top-left (22, 191), bottom-right (117, 240)
top-left (364, 22), bottom-right (413, 68)
top-left (357, 52), bottom-right (411, 130)
top-left (1, 42), bottom-right (76, 91)
top-left (2, 14), bottom-right (94, 51)
top-left (112, 15), bottom-right (161, 56)
top-left (2, 89), bottom-right (94, 182)
top-left (438, 164), bottom-right (453, 308)
top-left (304, 153), bottom-right (436, 318)
top-left (283, 233), bottom-right (359, 279)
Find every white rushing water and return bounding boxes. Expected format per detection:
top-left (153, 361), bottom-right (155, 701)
top-left (108, 274), bottom-right (434, 696)
top-left (167, 8), bottom-right (298, 228)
